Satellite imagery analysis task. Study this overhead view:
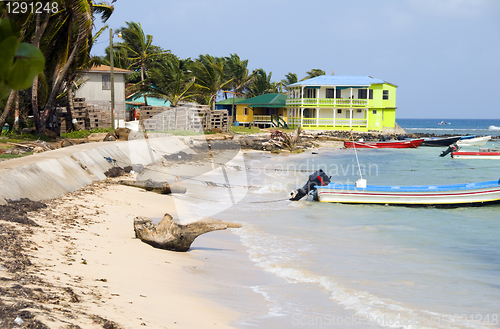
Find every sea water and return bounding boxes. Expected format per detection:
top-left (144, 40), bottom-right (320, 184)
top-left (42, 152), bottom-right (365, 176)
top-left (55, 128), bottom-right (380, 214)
top-left (397, 118), bottom-right (500, 137)
top-left (150, 139), bottom-right (500, 328)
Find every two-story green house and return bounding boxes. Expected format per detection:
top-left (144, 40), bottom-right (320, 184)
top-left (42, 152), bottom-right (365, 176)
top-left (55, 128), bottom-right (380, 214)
top-left (286, 75), bottom-right (397, 132)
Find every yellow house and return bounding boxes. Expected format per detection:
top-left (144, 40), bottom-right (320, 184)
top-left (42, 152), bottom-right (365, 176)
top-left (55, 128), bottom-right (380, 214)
top-left (286, 75), bottom-right (398, 132)
top-left (235, 93), bottom-right (287, 128)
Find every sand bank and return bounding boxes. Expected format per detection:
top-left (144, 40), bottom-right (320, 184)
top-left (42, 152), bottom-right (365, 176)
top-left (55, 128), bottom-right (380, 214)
top-left (1, 178), bottom-right (246, 328)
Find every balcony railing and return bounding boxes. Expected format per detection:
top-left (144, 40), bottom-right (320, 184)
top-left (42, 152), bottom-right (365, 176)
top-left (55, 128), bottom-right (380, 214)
top-left (253, 115), bottom-right (272, 122)
top-left (288, 117), bottom-right (367, 127)
top-left (286, 98), bottom-right (368, 107)
top-left (251, 115), bottom-right (287, 128)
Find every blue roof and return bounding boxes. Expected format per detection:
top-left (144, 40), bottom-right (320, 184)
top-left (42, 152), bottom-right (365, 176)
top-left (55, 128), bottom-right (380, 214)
top-left (289, 75), bottom-right (396, 88)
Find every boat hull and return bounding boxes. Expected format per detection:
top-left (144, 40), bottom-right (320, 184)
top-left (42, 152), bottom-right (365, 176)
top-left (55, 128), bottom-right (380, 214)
top-left (456, 136), bottom-right (491, 147)
top-left (452, 151), bottom-right (500, 159)
top-left (420, 136), bottom-right (461, 147)
top-left (316, 181), bottom-right (500, 206)
top-left (344, 139), bottom-right (424, 149)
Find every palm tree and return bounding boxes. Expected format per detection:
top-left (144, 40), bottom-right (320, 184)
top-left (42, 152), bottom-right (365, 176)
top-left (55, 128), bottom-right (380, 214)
top-left (64, 25), bottom-right (108, 131)
top-left (114, 21), bottom-right (169, 105)
top-left (223, 54), bottom-right (255, 97)
top-left (43, 1), bottom-right (113, 121)
top-left (281, 72), bottom-right (298, 91)
top-left (302, 69), bottom-right (326, 80)
top-left (246, 68), bottom-right (274, 98)
top-left (189, 54), bottom-right (233, 110)
top-left (146, 56), bottom-right (195, 107)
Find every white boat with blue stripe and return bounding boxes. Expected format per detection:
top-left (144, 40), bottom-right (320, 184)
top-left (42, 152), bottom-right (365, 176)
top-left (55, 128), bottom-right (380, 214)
top-left (315, 179), bottom-right (500, 206)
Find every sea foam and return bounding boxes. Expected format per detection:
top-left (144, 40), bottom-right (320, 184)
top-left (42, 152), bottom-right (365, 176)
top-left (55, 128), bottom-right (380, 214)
top-left (236, 225), bottom-right (497, 329)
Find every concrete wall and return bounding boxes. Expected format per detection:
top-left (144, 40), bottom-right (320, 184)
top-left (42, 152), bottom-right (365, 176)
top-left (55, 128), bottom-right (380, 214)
top-left (0, 137), bottom-right (193, 201)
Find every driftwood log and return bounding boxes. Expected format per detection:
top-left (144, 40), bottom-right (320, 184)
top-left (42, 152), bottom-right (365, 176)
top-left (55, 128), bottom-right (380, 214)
top-left (134, 214), bottom-right (242, 252)
top-left (120, 179), bottom-right (187, 194)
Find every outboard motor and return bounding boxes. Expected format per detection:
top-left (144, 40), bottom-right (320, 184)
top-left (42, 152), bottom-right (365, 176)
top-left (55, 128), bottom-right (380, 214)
top-left (440, 143), bottom-right (460, 157)
top-left (289, 169), bottom-right (331, 201)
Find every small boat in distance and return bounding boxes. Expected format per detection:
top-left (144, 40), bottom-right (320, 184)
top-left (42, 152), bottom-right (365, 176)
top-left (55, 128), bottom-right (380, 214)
top-left (438, 121), bottom-right (451, 125)
top-left (344, 139), bottom-right (424, 149)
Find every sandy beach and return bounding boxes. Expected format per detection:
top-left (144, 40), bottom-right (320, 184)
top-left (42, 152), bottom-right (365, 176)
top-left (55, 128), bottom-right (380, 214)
top-left (1, 176), bottom-right (248, 328)
top-left (0, 137), bottom-right (346, 328)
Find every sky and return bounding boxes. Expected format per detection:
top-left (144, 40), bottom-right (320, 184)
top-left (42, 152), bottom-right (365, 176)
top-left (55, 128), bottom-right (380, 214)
top-left (92, 0), bottom-right (500, 119)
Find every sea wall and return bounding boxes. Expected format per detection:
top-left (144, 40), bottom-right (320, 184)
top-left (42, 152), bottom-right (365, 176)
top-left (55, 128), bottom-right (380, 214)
top-left (0, 137), bottom-right (193, 202)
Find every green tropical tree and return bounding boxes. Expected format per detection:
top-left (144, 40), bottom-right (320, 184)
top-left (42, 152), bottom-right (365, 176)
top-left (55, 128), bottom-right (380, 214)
top-left (113, 21), bottom-right (170, 105)
top-left (281, 72), bottom-right (298, 91)
top-left (189, 54), bottom-right (232, 110)
top-left (302, 69), bottom-right (326, 80)
top-left (223, 53), bottom-right (255, 97)
top-left (0, 18), bottom-right (44, 131)
top-left (41, 1), bottom-right (114, 130)
top-left (246, 68), bottom-right (274, 97)
top-left (146, 56), bottom-right (195, 107)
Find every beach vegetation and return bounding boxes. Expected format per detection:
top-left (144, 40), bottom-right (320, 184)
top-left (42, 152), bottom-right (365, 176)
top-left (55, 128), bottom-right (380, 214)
top-left (0, 152), bottom-right (33, 159)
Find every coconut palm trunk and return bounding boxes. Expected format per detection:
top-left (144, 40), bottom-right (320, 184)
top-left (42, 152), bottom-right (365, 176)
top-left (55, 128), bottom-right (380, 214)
top-left (0, 91), bottom-right (16, 131)
top-left (31, 13), bottom-right (50, 134)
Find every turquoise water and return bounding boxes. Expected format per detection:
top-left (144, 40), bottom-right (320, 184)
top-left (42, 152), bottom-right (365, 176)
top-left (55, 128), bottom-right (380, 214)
top-left (155, 141), bottom-right (500, 328)
top-left (200, 146), bottom-right (500, 328)
top-left (397, 118), bottom-right (500, 137)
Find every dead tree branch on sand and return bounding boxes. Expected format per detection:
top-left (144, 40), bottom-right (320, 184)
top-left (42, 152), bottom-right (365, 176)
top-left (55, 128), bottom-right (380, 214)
top-left (134, 214), bottom-right (242, 252)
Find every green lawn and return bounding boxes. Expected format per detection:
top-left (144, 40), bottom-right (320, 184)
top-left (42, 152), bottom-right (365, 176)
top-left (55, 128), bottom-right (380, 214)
top-left (231, 125), bottom-right (263, 134)
top-left (61, 127), bottom-right (114, 139)
top-left (0, 152), bottom-right (33, 159)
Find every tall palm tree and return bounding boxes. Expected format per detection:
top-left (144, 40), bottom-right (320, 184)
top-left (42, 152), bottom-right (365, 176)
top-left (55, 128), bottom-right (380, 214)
top-left (43, 1), bottom-right (112, 112)
top-left (302, 69), bottom-right (326, 80)
top-left (246, 68), bottom-right (274, 98)
top-left (40, 0), bottom-right (114, 133)
top-left (146, 56), bottom-right (195, 107)
top-left (114, 21), bottom-right (169, 105)
top-left (223, 53), bottom-right (255, 97)
top-left (189, 54), bottom-right (233, 110)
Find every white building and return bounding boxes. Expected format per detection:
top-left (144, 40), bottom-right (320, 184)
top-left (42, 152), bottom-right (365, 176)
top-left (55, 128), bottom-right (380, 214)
top-left (75, 65), bottom-right (132, 122)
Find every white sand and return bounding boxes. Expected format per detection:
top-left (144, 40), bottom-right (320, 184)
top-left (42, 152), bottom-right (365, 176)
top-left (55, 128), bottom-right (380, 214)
top-left (28, 180), bottom-right (241, 328)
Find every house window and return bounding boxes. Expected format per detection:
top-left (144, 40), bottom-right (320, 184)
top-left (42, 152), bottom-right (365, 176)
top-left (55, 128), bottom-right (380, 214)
top-left (383, 90), bottom-right (389, 100)
top-left (372, 110), bottom-right (377, 114)
top-left (326, 89), bottom-right (335, 98)
top-left (337, 109), bottom-right (342, 114)
top-left (243, 107), bottom-right (248, 115)
top-left (305, 88), bottom-right (316, 98)
top-left (358, 89), bottom-right (373, 99)
top-left (357, 109), bottom-right (362, 113)
top-left (102, 74), bottom-right (111, 90)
